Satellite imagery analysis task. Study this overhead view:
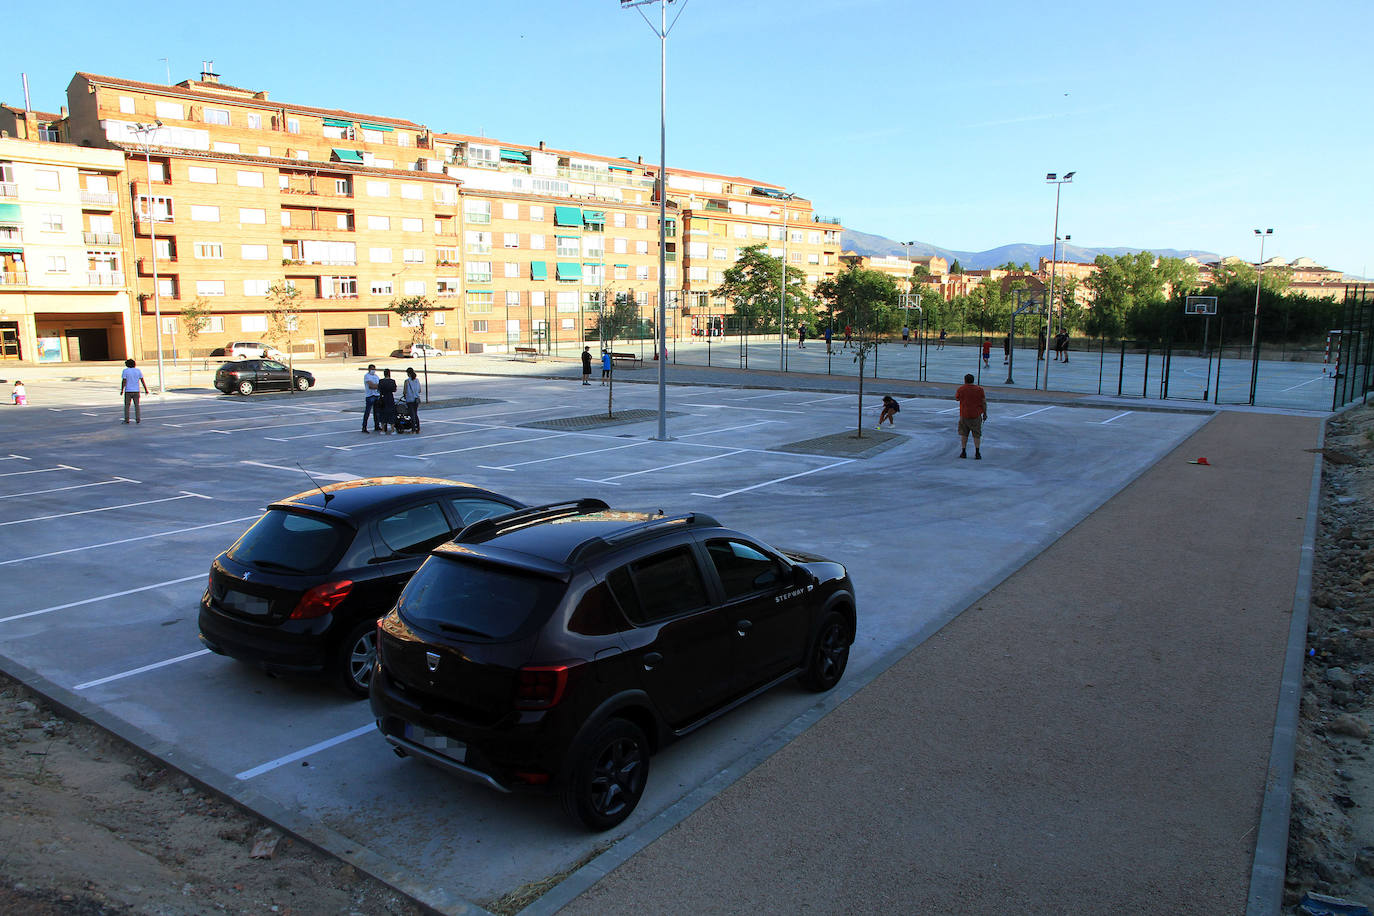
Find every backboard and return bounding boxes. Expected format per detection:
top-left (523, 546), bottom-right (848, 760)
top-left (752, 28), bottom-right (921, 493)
top-left (1185, 296), bottom-right (1218, 316)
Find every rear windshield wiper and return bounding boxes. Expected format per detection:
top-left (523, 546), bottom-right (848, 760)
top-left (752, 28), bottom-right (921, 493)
top-left (437, 622), bottom-right (491, 638)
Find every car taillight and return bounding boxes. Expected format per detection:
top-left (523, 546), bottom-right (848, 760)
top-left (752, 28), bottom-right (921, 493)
top-left (515, 665), bottom-right (571, 710)
top-left (289, 580), bottom-right (353, 620)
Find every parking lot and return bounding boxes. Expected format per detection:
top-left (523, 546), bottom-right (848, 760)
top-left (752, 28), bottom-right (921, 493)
top-left (0, 365), bottom-right (1212, 908)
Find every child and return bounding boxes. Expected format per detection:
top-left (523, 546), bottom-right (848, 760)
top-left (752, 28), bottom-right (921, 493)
top-left (981, 339), bottom-right (991, 369)
top-left (877, 395), bottom-right (900, 428)
top-left (11, 381), bottom-right (25, 406)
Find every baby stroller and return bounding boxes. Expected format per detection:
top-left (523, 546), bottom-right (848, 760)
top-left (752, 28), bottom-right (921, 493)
top-left (392, 399), bottom-right (417, 433)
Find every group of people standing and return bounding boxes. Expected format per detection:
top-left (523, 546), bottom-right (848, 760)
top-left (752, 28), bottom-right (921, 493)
top-left (581, 346), bottom-right (614, 386)
top-left (362, 364), bottom-right (422, 434)
top-left (1037, 328), bottom-right (1071, 361)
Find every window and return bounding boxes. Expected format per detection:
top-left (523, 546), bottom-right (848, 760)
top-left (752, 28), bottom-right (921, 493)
top-left (556, 291), bottom-right (576, 312)
top-left (46, 255), bottom-right (68, 273)
top-left (369, 247), bottom-right (393, 263)
top-left (367, 215), bottom-right (390, 231)
top-left (503, 233), bottom-right (519, 248)
top-left (368, 313), bottom-right (391, 327)
top-left (403, 248), bottom-right (424, 263)
top-left (286, 117), bottom-right (300, 134)
top-left (323, 123), bottom-right (354, 140)
top-left (190, 205), bottom-right (220, 222)
top-left (705, 540), bottom-right (784, 599)
top-left (401, 217), bottom-right (422, 232)
top-left (502, 203), bottom-right (519, 220)
top-left (433, 312), bottom-right (446, 326)
top-left (156, 277), bottom-right (177, 297)
top-left (690, 266), bottom-right (707, 282)
top-left (41, 212), bottom-right (64, 232)
top-left (362, 129), bottom-right (385, 144)
top-left (557, 237), bottom-right (579, 257)
top-left (203, 108), bottom-right (230, 126)
top-left (241, 244), bottom-right (268, 260)
top-left (751, 224), bottom-right (767, 239)
top-left (401, 184), bottom-right (422, 200)
top-left (335, 178), bottom-right (351, 196)
top-left (637, 266), bottom-right (650, 281)
top-left (466, 262), bottom-right (492, 283)
top-left (436, 278), bottom-right (460, 296)
top-left (118, 96), bottom-right (135, 114)
top-left (614, 265), bottom-right (628, 280)
top-left (504, 262), bottom-right (519, 278)
top-left (465, 230), bottom-right (492, 254)
top-left (366, 180), bottom-right (389, 197)
top-left (204, 316), bottom-right (225, 333)
top-left (734, 224), bottom-right (748, 239)
top-left (371, 280), bottom-right (393, 296)
top-left (436, 246), bottom-right (459, 264)
top-left (505, 291), bottom-right (521, 307)
top-left (197, 280), bottom-right (226, 296)
top-left (613, 212), bottom-right (626, 228)
top-left (530, 291), bottom-right (545, 309)
top-left (239, 208), bottom-right (266, 224)
top-left (378, 503), bottom-right (451, 556)
top-left (194, 242), bottom-right (224, 259)
top-left (34, 169), bottom-right (60, 191)
top-left (241, 315), bottom-right (267, 332)
top-left (690, 242), bottom-right (708, 259)
top-left (434, 186), bottom-right (457, 205)
top-left (635, 214), bottom-right (647, 229)
top-left (529, 205), bottom-right (545, 222)
top-left (247, 113), bottom-right (263, 130)
top-left (397, 133), bottom-right (410, 148)
top-left (257, 146), bottom-right (270, 156)
top-left (613, 238), bottom-right (628, 254)
top-left (236, 170), bottom-right (264, 188)
top-left (464, 200), bottom-right (491, 224)
top-left (606, 546), bottom-right (709, 625)
top-left (530, 234), bottom-right (545, 250)
top-left (155, 100), bottom-right (184, 120)
top-left (404, 280), bottom-right (425, 295)
top-left (467, 292), bottom-right (494, 313)
top-left (472, 319), bottom-right (488, 332)
top-left (243, 279), bottom-right (270, 296)
top-left (635, 240), bottom-right (649, 255)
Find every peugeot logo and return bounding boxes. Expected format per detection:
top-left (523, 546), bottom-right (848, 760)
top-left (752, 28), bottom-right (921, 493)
top-left (425, 651), bottom-right (440, 673)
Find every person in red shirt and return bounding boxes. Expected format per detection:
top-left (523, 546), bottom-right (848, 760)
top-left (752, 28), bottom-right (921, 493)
top-left (955, 373), bottom-right (988, 460)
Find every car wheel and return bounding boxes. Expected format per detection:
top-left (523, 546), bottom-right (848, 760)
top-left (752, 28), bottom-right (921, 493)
top-left (799, 611), bottom-right (849, 692)
top-left (295, 376), bottom-right (311, 391)
top-left (333, 619), bottom-right (377, 699)
top-left (237, 379), bottom-right (254, 396)
top-left (562, 718), bottom-right (649, 831)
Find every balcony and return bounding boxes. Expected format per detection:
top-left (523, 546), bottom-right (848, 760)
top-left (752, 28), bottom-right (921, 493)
top-left (0, 182), bottom-right (17, 198)
top-left (87, 271), bottom-right (125, 286)
top-left (84, 231), bottom-right (122, 246)
top-left (812, 214), bottom-right (842, 225)
top-left (136, 257), bottom-right (177, 275)
top-left (80, 190), bottom-right (118, 208)
top-left (0, 271), bottom-right (27, 285)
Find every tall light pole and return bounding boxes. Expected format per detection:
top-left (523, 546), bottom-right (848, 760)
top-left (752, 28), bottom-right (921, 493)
top-left (778, 191), bottom-right (796, 370)
top-left (1249, 227), bottom-right (1273, 405)
top-left (130, 121), bottom-right (166, 395)
top-left (1042, 171), bottom-right (1074, 390)
top-left (622, 0), bottom-right (686, 441)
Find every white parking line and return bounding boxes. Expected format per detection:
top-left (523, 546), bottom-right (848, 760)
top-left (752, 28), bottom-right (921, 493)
top-left (0, 491), bottom-right (209, 528)
top-left (0, 574), bottom-right (205, 625)
top-left (676, 421), bottom-right (776, 439)
top-left (1011, 406), bottom-right (1056, 420)
top-left (1099, 411), bottom-right (1132, 425)
top-left (691, 458), bottom-right (853, 499)
top-left (235, 724), bottom-right (375, 780)
top-left (0, 515), bottom-right (260, 566)
top-left (240, 460), bottom-right (359, 481)
top-left (75, 649), bottom-right (211, 690)
top-left (0, 463), bottom-right (79, 479)
top-left (0, 476), bottom-right (138, 501)
top-left (725, 391), bottom-right (791, 401)
top-left (577, 448), bottom-right (746, 484)
top-left (401, 432), bottom-right (567, 460)
top-left (1281, 375), bottom-right (1329, 392)
top-left (794, 394), bottom-right (850, 406)
top-left (681, 402), bottom-right (805, 415)
top-left (0, 454), bottom-right (29, 461)
top-left (478, 439), bottom-right (651, 472)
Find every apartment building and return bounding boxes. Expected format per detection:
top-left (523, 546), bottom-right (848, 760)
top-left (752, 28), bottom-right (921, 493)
top-left (9, 65), bottom-right (843, 360)
top-left (0, 137), bottom-right (131, 361)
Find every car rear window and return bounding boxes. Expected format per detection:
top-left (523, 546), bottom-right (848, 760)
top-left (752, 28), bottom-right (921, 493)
top-left (226, 509), bottom-right (350, 575)
top-left (397, 556), bottom-right (564, 641)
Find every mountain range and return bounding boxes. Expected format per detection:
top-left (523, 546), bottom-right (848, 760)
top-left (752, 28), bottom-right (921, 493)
top-left (841, 228), bottom-right (1219, 270)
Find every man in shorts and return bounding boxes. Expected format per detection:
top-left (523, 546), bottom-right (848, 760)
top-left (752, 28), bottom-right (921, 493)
top-left (955, 372), bottom-right (987, 460)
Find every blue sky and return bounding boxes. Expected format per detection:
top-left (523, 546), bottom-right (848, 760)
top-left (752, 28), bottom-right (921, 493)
top-left (11, 0), bottom-right (1372, 273)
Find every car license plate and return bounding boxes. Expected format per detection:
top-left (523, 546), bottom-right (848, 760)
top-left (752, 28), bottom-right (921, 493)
top-left (223, 589), bottom-right (270, 616)
top-left (404, 723), bottom-right (466, 762)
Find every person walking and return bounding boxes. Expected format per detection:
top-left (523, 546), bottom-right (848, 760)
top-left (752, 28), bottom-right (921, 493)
top-left (843, 325), bottom-right (853, 350)
top-left (1003, 332), bottom-right (1011, 365)
top-left (797, 324), bottom-right (807, 349)
top-left (902, 325), bottom-right (910, 347)
top-left (601, 348), bottom-right (612, 386)
top-left (937, 328), bottom-right (948, 351)
top-left (955, 372), bottom-right (987, 460)
top-left (581, 346), bottom-right (592, 385)
top-left (981, 338), bottom-right (991, 369)
top-left (1037, 328), bottom-right (1047, 361)
top-left (1055, 329), bottom-right (1070, 363)
top-left (361, 364), bottom-right (380, 433)
top-left (877, 395), bottom-right (900, 428)
top-left (119, 358), bottom-right (149, 424)
top-left (376, 368), bottom-right (398, 434)
top-left (823, 324), bottom-right (833, 354)
top-left (402, 366), bottom-right (421, 433)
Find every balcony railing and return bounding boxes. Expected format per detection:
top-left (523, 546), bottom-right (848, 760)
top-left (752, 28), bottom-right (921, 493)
top-left (0, 271), bottom-right (27, 285)
top-left (0, 182), bottom-right (18, 197)
top-left (87, 271), bottom-right (125, 286)
top-left (812, 214), bottom-right (842, 225)
top-left (80, 190), bottom-right (118, 208)
top-left (84, 231), bottom-right (122, 246)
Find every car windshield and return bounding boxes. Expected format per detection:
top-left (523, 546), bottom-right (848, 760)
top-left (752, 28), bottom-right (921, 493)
top-left (226, 509), bottom-right (351, 575)
top-left (397, 556), bottom-right (563, 641)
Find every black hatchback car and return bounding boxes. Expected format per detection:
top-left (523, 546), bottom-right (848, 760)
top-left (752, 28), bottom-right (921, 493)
top-left (370, 499), bottom-right (855, 830)
top-left (198, 477), bottom-right (523, 697)
top-left (214, 359), bottom-right (315, 395)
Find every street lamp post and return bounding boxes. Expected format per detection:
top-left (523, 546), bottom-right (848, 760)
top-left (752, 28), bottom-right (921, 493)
top-left (622, 0), bottom-right (685, 441)
top-left (778, 191), bottom-right (796, 370)
top-left (1249, 227), bottom-right (1273, 405)
top-left (130, 121), bottom-right (166, 394)
top-left (1042, 171), bottom-right (1074, 390)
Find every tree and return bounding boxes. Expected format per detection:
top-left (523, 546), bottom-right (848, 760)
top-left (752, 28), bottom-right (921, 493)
top-left (593, 290), bottom-right (641, 345)
top-left (711, 243), bottom-right (815, 336)
top-left (179, 298), bottom-right (211, 388)
top-left (265, 281), bottom-right (303, 392)
top-left (815, 267), bottom-right (901, 437)
top-left (950, 259), bottom-right (964, 275)
top-left (390, 294), bottom-right (435, 353)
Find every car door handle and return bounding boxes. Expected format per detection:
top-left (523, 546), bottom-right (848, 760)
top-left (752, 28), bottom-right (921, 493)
top-left (736, 619), bottom-right (752, 636)
top-left (642, 652), bottom-right (662, 671)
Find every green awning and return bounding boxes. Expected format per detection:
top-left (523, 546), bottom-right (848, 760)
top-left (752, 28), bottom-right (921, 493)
top-left (499, 149), bottom-right (529, 163)
top-left (555, 234), bottom-right (579, 240)
top-left (322, 117), bottom-right (353, 128)
top-left (613, 263), bottom-right (629, 268)
top-left (331, 148), bottom-right (364, 163)
top-left (582, 210), bottom-right (605, 225)
top-left (554, 206), bottom-right (582, 227)
top-left (0, 245), bottom-right (22, 253)
top-left (0, 203), bottom-right (20, 222)
top-left (608, 165), bottom-right (632, 172)
top-left (359, 122), bottom-right (394, 132)
top-left (530, 261), bottom-right (548, 280)
top-left (556, 262), bottom-right (582, 280)
top-left (465, 289), bottom-right (492, 294)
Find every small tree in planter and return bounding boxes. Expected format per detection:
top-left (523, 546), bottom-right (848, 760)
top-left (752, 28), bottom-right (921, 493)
top-left (816, 267), bottom-right (900, 438)
top-left (179, 297), bottom-right (211, 388)
top-left (265, 281), bottom-right (303, 393)
top-left (390, 294), bottom-right (435, 401)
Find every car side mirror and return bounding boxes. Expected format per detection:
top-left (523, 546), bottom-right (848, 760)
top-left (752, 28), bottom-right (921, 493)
top-left (792, 565), bottom-right (811, 587)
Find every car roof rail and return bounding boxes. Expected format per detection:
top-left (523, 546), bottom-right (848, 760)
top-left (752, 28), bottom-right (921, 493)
top-left (455, 498), bottom-right (610, 544)
top-left (566, 511), bottom-right (721, 564)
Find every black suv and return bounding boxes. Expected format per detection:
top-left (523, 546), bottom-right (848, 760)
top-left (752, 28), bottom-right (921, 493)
top-left (214, 359), bottom-right (315, 395)
top-left (370, 499), bottom-right (855, 830)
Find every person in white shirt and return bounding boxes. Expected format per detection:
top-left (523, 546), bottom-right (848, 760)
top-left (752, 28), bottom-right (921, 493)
top-left (361, 364), bottom-right (380, 433)
top-left (402, 367), bottom-right (422, 433)
top-left (120, 359), bottom-right (149, 424)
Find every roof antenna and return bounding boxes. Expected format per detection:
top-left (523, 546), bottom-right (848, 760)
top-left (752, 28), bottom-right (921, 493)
top-left (296, 461), bottom-right (333, 505)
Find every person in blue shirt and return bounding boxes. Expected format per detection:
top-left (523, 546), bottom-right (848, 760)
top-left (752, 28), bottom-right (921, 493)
top-left (601, 349), bottom-right (612, 386)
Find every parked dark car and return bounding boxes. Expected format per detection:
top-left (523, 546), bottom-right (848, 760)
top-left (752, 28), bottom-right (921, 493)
top-left (214, 359), bottom-right (315, 395)
top-left (370, 499), bottom-right (855, 830)
top-left (198, 477), bottom-right (524, 697)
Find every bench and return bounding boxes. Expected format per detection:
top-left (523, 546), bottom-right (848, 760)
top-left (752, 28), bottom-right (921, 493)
top-left (610, 351), bottom-right (642, 369)
top-left (513, 346), bottom-right (538, 361)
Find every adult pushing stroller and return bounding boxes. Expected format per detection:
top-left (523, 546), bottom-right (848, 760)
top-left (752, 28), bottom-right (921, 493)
top-left (392, 399), bottom-right (417, 433)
